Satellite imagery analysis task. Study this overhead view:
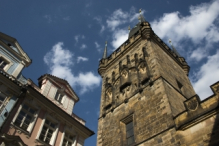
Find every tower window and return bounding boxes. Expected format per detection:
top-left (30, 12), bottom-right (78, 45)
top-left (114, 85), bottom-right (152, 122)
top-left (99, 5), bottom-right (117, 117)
top-left (176, 80), bottom-right (183, 92)
top-left (0, 58), bottom-right (8, 70)
top-left (126, 121), bottom-right (135, 146)
top-left (121, 114), bottom-right (135, 146)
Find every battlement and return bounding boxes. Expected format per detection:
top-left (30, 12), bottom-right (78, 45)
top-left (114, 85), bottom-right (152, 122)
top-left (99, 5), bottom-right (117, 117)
top-left (98, 21), bottom-right (189, 76)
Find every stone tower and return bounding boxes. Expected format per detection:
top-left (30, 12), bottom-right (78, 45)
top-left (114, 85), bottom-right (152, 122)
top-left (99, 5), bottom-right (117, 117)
top-left (97, 12), bottom-right (219, 146)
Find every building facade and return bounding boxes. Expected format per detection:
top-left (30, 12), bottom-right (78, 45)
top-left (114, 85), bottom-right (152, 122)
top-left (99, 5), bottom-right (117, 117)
top-left (0, 32), bottom-right (31, 128)
top-left (97, 13), bottom-right (219, 146)
top-left (0, 32), bottom-right (94, 146)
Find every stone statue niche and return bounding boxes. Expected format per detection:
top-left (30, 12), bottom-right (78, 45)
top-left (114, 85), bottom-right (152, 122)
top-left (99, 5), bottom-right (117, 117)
top-left (119, 61), bottom-right (131, 96)
top-left (104, 77), bottom-right (113, 111)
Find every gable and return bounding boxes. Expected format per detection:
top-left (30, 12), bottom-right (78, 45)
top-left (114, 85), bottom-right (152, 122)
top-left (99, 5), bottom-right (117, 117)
top-left (39, 74), bottom-right (79, 102)
top-left (0, 32), bottom-right (31, 67)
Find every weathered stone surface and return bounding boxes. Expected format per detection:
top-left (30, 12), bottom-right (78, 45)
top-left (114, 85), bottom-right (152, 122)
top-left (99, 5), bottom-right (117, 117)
top-left (97, 19), bottom-right (219, 146)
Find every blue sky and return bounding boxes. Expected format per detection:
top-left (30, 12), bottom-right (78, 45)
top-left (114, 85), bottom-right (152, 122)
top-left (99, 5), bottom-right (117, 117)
top-left (1, 0), bottom-right (219, 145)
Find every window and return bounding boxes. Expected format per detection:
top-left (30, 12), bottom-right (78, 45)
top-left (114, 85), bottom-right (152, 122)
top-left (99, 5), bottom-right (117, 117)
top-left (0, 93), bottom-right (7, 107)
top-left (39, 119), bottom-right (56, 144)
top-left (14, 104), bottom-right (36, 131)
top-left (54, 92), bottom-right (63, 103)
top-left (126, 121), bottom-right (135, 146)
top-left (62, 132), bottom-right (75, 146)
top-left (121, 115), bottom-right (135, 146)
top-left (0, 58), bottom-right (8, 70)
top-left (176, 80), bottom-right (183, 92)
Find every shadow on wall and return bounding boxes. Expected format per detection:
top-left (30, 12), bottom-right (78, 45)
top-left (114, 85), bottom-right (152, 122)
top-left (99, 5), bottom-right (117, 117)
top-left (209, 113), bottom-right (219, 146)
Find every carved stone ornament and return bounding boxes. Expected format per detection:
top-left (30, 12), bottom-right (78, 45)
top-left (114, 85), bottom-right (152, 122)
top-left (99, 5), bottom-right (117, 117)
top-left (139, 63), bottom-right (146, 73)
top-left (106, 88), bottom-right (112, 101)
top-left (121, 70), bottom-right (128, 78)
top-left (186, 98), bottom-right (198, 111)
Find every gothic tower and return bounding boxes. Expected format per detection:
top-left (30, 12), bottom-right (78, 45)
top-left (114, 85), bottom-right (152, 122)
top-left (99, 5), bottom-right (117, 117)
top-left (97, 11), bottom-right (219, 146)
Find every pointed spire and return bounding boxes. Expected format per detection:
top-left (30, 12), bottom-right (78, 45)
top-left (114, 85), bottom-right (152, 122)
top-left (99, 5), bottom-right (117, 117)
top-left (138, 9), bottom-right (146, 23)
top-left (169, 39), bottom-right (181, 57)
top-left (102, 41), bottom-right (108, 59)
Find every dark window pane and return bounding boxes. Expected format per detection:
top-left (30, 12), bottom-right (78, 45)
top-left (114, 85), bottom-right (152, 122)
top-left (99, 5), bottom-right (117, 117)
top-left (69, 136), bottom-right (74, 140)
top-left (45, 138), bottom-right (50, 143)
top-left (14, 120), bottom-right (21, 126)
top-left (39, 135), bottom-right (44, 141)
top-left (23, 104), bottom-right (29, 110)
top-left (20, 111), bottom-right (26, 116)
top-left (26, 115), bottom-right (32, 120)
top-left (126, 122), bottom-right (133, 130)
top-left (42, 126), bottom-right (47, 131)
top-left (126, 129), bottom-right (134, 138)
top-left (48, 129), bottom-right (53, 134)
top-left (0, 94), bottom-right (6, 102)
top-left (47, 132), bottom-right (53, 138)
top-left (17, 115), bottom-right (24, 121)
top-left (127, 136), bottom-right (135, 145)
top-left (50, 123), bottom-right (56, 128)
top-left (41, 130), bottom-right (46, 135)
top-left (23, 119), bottom-right (31, 126)
top-left (45, 120), bottom-right (50, 125)
top-left (29, 109), bottom-right (35, 114)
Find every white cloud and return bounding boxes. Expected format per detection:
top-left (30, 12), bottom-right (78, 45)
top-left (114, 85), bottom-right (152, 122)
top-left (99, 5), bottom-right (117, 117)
top-left (94, 16), bottom-right (102, 24)
top-left (111, 29), bottom-right (129, 49)
top-left (149, 0), bottom-right (219, 101)
top-left (106, 7), bottom-right (142, 31)
top-left (151, 0), bottom-right (219, 61)
top-left (80, 44), bottom-right (87, 49)
top-left (95, 41), bottom-right (101, 52)
top-left (74, 35), bottom-right (85, 43)
top-left (106, 9), bottom-right (129, 31)
top-left (94, 16), bottom-right (105, 33)
top-left (95, 42), bottom-right (100, 48)
top-left (77, 56), bottom-right (88, 63)
top-left (44, 15), bottom-right (52, 23)
top-left (192, 50), bottom-right (219, 100)
top-left (44, 42), bottom-right (101, 94)
top-left (100, 25), bottom-right (105, 33)
top-left (76, 72), bottom-right (101, 94)
top-left (106, 7), bottom-right (144, 50)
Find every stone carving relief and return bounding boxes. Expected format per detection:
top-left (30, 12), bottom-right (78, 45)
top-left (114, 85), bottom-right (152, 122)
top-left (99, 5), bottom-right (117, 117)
top-left (186, 98), bottom-right (199, 111)
top-left (138, 62), bottom-right (146, 73)
top-left (102, 49), bottom-right (151, 114)
top-left (105, 88), bottom-right (112, 102)
top-left (121, 69), bottom-right (128, 78)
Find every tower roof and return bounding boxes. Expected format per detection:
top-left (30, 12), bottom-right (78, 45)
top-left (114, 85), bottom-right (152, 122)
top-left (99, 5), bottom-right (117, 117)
top-left (102, 41), bottom-right (108, 59)
top-left (128, 9), bottom-right (148, 38)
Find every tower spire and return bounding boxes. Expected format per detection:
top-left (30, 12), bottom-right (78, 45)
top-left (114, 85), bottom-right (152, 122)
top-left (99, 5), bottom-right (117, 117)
top-left (102, 41), bottom-right (108, 59)
top-left (138, 9), bottom-right (146, 23)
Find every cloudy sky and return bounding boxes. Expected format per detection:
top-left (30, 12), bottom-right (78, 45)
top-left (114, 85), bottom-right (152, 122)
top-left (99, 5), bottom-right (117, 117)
top-left (1, 0), bottom-right (219, 145)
